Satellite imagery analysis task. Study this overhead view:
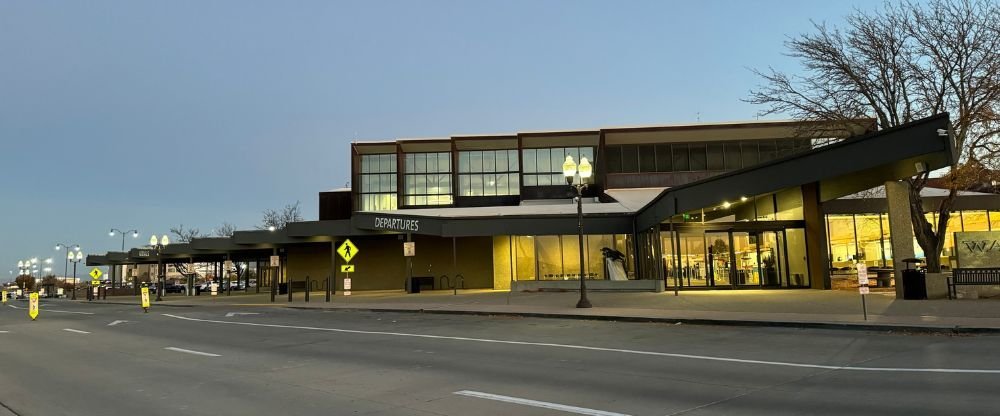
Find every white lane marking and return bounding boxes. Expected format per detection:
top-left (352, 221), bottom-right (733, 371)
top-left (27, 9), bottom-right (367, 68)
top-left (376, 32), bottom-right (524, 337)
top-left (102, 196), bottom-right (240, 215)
top-left (225, 312), bottom-right (260, 318)
top-left (63, 328), bottom-right (91, 334)
top-left (7, 304), bottom-right (94, 315)
top-left (454, 390), bottom-right (629, 416)
top-left (164, 347), bottom-right (221, 357)
top-left (162, 314), bottom-right (1000, 375)
top-left (108, 320), bottom-right (129, 326)
top-left (0, 331), bottom-right (9, 333)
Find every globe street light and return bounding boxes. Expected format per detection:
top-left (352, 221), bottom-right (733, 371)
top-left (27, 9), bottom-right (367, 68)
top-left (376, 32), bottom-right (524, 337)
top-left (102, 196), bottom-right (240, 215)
top-left (55, 243), bottom-right (81, 296)
top-left (563, 155), bottom-right (593, 309)
top-left (109, 228), bottom-right (140, 251)
top-left (150, 235), bottom-right (170, 301)
top-left (68, 250), bottom-right (84, 300)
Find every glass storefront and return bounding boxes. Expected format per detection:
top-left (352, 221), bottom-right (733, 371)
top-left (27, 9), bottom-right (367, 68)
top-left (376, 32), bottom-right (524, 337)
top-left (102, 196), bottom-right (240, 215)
top-left (662, 227), bottom-right (810, 289)
top-left (506, 234), bottom-right (635, 281)
top-left (824, 210), bottom-right (995, 270)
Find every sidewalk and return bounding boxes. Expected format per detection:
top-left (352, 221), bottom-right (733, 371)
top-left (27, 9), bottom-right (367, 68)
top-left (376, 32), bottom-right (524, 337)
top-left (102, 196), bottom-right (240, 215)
top-left (85, 289), bottom-right (1000, 333)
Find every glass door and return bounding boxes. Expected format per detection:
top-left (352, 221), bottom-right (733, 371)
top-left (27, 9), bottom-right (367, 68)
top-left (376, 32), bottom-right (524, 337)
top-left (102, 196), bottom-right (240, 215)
top-left (679, 232), bottom-right (707, 287)
top-left (705, 232), bottom-right (731, 287)
top-left (759, 231), bottom-right (784, 287)
top-left (731, 232), bottom-right (760, 286)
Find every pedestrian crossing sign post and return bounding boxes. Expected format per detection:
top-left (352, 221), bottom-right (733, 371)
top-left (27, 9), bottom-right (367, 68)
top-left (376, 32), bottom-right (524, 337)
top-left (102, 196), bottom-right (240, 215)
top-left (28, 292), bottom-right (39, 320)
top-left (340, 264), bottom-right (355, 273)
top-left (140, 286), bottom-right (150, 312)
top-left (89, 268), bottom-right (103, 280)
top-left (337, 239), bottom-right (358, 263)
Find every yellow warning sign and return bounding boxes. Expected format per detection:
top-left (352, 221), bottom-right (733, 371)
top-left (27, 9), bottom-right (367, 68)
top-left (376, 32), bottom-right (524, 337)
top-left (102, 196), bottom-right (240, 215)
top-left (1, 290), bottom-right (7, 304)
top-left (89, 268), bottom-right (103, 280)
top-left (91, 279), bottom-right (100, 287)
top-left (341, 264), bottom-right (355, 273)
top-left (140, 287), bottom-right (150, 310)
top-left (337, 239), bottom-right (359, 263)
top-left (28, 292), bottom-right (39, 320)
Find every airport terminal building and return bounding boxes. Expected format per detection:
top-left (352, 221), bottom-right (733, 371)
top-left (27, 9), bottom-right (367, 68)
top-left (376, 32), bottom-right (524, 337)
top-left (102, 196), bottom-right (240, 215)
top-left (89, 113), bottom-right (980, 297)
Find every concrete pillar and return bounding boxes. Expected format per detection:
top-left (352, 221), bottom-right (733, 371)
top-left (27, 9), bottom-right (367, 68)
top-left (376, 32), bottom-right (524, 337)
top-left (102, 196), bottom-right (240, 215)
top-left (801, 182), bottom-right (830, 289)
top-left (885, 180), bottom-right (916, 299)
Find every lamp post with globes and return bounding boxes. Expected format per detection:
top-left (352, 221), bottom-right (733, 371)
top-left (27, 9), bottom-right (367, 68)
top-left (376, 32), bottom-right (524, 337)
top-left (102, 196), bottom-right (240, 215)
top-left (562, 155), bottom-right (594, 309)
top-left (149, 235), bottom-right (170, 301)
top-left (68, 250), bottom-right (84, 300)
top-left (109, 229), bottom-right (138, 289)
top-left (55, 243), bottom-right (81, 295)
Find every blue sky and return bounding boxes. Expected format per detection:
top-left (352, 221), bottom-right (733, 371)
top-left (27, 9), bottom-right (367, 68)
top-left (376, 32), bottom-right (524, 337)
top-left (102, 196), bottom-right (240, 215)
top-left (0, 0), bottom-right (870, 277)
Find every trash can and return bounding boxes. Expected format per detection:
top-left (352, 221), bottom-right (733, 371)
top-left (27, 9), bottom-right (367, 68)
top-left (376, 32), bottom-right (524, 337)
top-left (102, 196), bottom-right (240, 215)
top-left (408, 277), bottom-right (421, 294)
top-left (901, 258), bottom-right (927, 300)
top-left (195, 286), bottom-right (201, 296)
top-left (278, 282), bottom-right (288, 295)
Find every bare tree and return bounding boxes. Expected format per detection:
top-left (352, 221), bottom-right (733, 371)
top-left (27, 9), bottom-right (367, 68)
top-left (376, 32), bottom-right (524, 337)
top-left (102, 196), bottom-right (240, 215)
top-left (257, 201), bottom-right (304, 230)
top-left (214, 222), bottom-right (237, 238)
top-left (748, 0), bottom-right (1000, 272)
top-left (169, 224), bottom-right (205, 243)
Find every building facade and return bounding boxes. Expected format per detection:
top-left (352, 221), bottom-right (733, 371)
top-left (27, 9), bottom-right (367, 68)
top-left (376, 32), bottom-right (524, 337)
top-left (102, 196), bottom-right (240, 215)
top-left (89, 114), bottom-right (972, 298)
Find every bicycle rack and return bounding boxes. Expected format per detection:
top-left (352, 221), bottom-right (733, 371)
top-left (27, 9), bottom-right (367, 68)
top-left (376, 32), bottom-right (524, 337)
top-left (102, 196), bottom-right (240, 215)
top-left (439, 275), bottom-right (450, 291)
top-left (453, 274), bottom-right (465, 295)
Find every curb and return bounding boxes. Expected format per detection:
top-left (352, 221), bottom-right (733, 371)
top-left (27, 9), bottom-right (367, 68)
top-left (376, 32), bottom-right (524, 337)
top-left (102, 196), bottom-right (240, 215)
top-left (76, 300), bottom-right (195, 308)
top-left (283, 306), bottom-right (1000, 334)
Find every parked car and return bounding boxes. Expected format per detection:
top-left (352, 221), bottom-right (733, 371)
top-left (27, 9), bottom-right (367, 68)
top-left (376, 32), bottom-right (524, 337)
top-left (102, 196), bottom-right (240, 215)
top-left (164, 284), bottom-right (186, 293)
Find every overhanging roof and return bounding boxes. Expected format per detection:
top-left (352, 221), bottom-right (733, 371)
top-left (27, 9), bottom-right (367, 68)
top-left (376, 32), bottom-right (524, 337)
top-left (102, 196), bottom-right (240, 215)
top-left (635, 113), bottom-right (955, 229)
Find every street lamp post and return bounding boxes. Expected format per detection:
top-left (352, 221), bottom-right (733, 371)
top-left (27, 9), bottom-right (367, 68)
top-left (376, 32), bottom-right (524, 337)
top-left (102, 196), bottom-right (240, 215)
top-left (109, 229), bottom-right (138, 289)
top-left (563, 155), bottom-right (594, 309)
top-left (149, 235), bottom-right (170, 301)
top-left (55, 243), bottom-right (81, 297)
top-left (68, 251), bottom-right (84, 300)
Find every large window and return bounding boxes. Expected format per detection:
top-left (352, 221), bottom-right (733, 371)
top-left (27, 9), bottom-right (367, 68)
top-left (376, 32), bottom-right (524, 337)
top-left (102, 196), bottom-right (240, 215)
top-left (457, 149), bottom-right (519, 196)
top-left (523, 147), bottom-right (594, 186)
top-left (606, 138), bottom-right (812, 174)
top-left (359, 153), bottom-right (397, 211)
top-left (403, 152), bottom-right (452, 206)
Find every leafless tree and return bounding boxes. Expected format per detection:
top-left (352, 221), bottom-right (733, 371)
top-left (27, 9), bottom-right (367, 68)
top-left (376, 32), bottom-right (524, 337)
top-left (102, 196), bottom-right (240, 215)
top-left (258, 201), bottom-right (304, 230)
top-left (169, 224), bottom-right (205, 243)
top-left (748, 0), bottom-right (1000, 271)
top-left (214, 222), bottom-right (237, 238)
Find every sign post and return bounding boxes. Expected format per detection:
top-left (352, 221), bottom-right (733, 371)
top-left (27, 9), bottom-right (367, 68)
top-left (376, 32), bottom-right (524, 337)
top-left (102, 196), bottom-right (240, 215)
top-left (857, 262), bottom-right (869, 321)
top-left (337, 240), bottom-right (359, 298)
top-left (28, 292), bottom-right (39, 320)
top-left (140, 284), bottom-right (150, 313)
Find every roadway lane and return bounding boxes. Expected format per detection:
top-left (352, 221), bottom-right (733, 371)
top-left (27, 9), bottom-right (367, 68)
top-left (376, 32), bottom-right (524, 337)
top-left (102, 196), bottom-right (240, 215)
top-left (2, 299), bottom-right (1000, 415)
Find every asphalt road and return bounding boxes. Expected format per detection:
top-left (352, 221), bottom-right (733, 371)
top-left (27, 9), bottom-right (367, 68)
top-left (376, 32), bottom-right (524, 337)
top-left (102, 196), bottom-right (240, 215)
top-left (2, 299), bottom-right (1000, 416)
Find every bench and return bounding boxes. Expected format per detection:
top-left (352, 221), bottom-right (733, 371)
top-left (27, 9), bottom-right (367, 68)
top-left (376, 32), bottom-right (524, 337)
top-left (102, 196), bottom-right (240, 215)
top-left (948, 268), bottom-right (1000, 299)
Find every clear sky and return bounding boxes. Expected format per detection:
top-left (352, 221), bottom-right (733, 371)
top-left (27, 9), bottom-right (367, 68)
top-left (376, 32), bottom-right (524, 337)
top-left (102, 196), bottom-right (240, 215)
top-left (0, 0), bottom-right (870, 277)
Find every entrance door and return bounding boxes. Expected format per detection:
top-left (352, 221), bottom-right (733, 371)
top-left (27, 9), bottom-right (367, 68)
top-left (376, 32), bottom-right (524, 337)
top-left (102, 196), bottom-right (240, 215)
top-left (705, 232), bottom-right (731, 287)
top-left (759, 231), bottom-right (785, 287)
top-left (731, 232), bottom-right (760, 286)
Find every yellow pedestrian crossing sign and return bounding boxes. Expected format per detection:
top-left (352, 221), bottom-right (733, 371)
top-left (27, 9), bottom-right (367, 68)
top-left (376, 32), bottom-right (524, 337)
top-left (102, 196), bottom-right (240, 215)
top-left (89, 268), bottom-right (103, 280)
top-left (341, 264), bottom-right (355, 273)
top-left (29, 292), bottom-right (39, 320)
top-left (337, 239), bottom-right (358, 263)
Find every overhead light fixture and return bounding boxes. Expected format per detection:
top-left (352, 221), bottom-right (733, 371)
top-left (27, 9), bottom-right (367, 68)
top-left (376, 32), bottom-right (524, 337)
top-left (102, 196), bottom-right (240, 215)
top-left (722, 201), bottom-right (731, 209)
top-left (740, 196), bottom-right (748, 202)
top-left (915, 162), bottom-right (928, 174)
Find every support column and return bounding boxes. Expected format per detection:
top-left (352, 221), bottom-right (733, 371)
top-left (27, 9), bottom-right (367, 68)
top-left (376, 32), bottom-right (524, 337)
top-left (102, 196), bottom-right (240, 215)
top-left (802, 182), bottom-right (830, 289)
top-left (885, 180), bottom-right (916, 299)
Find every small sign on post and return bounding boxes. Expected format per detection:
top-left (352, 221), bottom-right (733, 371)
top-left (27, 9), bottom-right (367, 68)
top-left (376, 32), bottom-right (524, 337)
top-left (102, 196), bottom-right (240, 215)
top-left (28, 292), bottom-right (39, 320)
top-left (344, 277), bottom-right (352, 296)
top-left (403, 242), bottom-right (415, 257)
top-left (211, 283), bottom-right (219, 296)
top-left (225, 260), bottom-right (233, 270)
top-left (270, 255), bottom-right (280, 267)
top-left (337, 240), bottom-right (359, 263)
top-left (140, 286), bottom-right (150, 312)
top-left (341, 264), bottom-right (355, 273)
top-left (89, 268), bottom-right (103, 280)
top-left (857, 262), bottom-right (869, 320)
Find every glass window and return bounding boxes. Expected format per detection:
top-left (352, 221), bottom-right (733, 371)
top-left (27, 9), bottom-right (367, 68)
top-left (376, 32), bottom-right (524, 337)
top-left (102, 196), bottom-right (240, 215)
top-left (827, 215), bottom-right (857, 269)
top-left (522, 146), bottom-right (595, 187)
top-left (639, 145), bottom-right (656, 172)
top-left (689, 144), bottom-right (707, 171)
top-left (741, 141), bottom-right (759, 167)
top-left (990, 211), bottom-right (1000, 231)
top-left (672, 144), bottom-right (689, 171)
top-left (471, 151), bottom-right (483, 173)
top-left (758, 140), bottom-right (776, 162)
top-left (457, 149), bottom-right (519, 196)
top-left (523, 149), bottom-right (536, 173)
top-left (515, 236), bottom-right (536, 280)
top-left (707, 144), bottom-right (724, 170)
top-left (855, 214), bottom-right (884, 267)
top-left (754, 195), bottom-right (775, 220)
top-left (621, 145), bottom-right (638, 173)
top-left (655, 144), bottom-right (672, 172)
top-left (509, 149), bottom-right (519, 171)
top-left (964, 211), bottom-right (990, 232)
top-left (605, 146), bottom-right (622, 173)
top-left (724, 142), bottom-right (741, 170)
top-left (402, 152), bottom-right (452, 206)
top-left (776, 139), bottom-right (796, 157)
top-left (359, 153), bottom-right (398, 210)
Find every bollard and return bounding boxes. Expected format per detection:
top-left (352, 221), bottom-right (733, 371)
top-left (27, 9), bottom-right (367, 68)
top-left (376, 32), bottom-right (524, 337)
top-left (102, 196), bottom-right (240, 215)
top-left (326, 275), bottom-right (331, 302)
top-left (304, 276), bottom-right (310, 303)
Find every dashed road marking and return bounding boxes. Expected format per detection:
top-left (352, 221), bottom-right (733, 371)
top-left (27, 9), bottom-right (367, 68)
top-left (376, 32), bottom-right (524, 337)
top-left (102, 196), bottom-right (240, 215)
top-left (63, 328), bottom-right (91, 334)
top-left (454, 390), bottom-right (629, 416)
top-left (164, 347), bottom-right (221, 357)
